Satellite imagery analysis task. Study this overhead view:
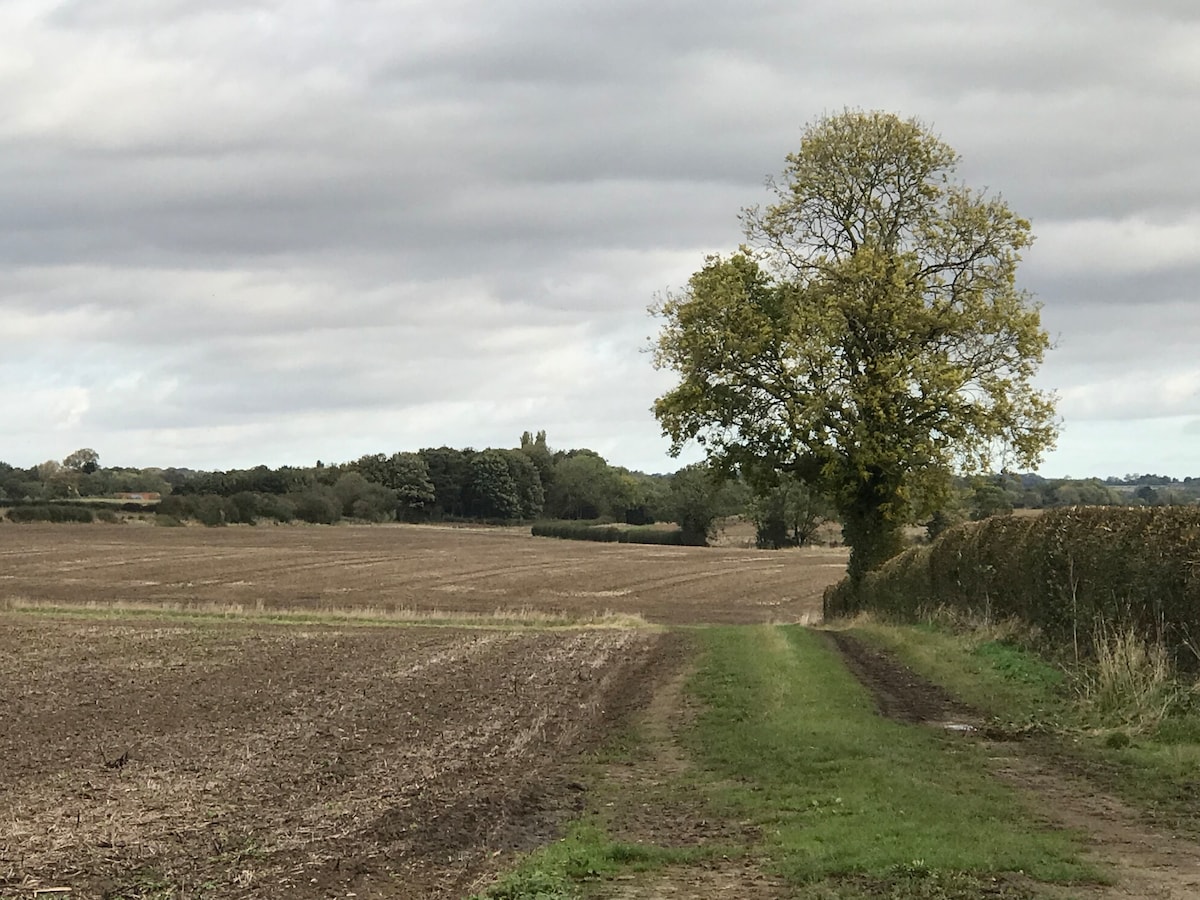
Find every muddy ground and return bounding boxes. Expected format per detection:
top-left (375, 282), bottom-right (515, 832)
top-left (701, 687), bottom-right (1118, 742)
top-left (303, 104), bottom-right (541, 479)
top-left (0, 523), bottom-right (845, 626)
top-left (0, 617), bottom-right (687, 899)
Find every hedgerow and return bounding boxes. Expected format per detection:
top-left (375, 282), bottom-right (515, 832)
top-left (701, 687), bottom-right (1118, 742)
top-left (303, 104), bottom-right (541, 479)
top-left (6, 505), bottom-right (95, 523)
top-left (824, 507), bottom-right (1200, 666)
top-left (531, 521), bottom-right (705, 546)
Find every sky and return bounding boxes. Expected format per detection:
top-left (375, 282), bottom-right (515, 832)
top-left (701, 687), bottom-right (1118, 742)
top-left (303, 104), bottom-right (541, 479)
top-left (2, 0), bottom-right (1198, 478)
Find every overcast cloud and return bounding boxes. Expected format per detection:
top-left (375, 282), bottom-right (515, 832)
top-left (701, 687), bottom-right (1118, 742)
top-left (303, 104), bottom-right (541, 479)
top-left (2, 0), bottom-right (1198, 476)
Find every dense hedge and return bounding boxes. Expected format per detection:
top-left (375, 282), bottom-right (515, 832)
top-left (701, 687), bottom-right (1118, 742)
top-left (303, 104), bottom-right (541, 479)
top-left (531, 521), bottom-right (705, 546)
top-left (1, 499), bottom-right (156, 513)
top-left (824, 507), bottom-right (1200, 664)
top-left (7, 505), bottom-right (95, 523)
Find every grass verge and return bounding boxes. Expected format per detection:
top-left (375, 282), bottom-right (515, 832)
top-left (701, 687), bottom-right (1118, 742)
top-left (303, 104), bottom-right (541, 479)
top-left (473, 623), bottom-right (1095, 899)
top-left (686, 626), bottom-right (1093, 893)
top-left (850, 618), bottom-right (1200, 835)
top-left (469, 821), bottom-right (711, 899)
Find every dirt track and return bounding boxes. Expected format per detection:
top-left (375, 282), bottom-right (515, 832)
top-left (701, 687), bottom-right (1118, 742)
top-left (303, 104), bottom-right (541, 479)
top-left (0, 523), bottom-right (845, 625)
top-left (0, 616), bottom-right (687, 899)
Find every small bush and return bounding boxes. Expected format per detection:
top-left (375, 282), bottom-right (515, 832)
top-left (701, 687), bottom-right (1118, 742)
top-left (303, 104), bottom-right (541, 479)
top-left (96, 509), bottom-right (121, 524)
top-left (155, 514), bottom-right (184, 527)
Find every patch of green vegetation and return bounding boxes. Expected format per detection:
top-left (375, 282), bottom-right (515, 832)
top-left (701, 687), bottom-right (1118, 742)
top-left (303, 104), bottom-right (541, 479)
top-left (101, 870), bottom-right (178, 899)
top-left (469, 821), bottom-right (711, 899)
top-left (584, 722), bottom-right (650, 765)
top-left (851, 622), bottom-right (1069, 728)
top-left (685, 626), bottom-right (1092, 886)
top-left (803, 869), bottom-right (1053, 899)
top-left (852, 619), bottom-right (1200, 835)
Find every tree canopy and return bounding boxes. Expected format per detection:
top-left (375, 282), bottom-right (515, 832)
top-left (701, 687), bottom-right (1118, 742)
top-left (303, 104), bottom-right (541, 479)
top-left (652, 110), bottom-right (1058, 581)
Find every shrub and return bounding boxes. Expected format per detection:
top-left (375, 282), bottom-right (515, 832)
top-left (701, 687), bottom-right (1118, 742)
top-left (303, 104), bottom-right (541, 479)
top-left (291, 488), bottom-right (343, 525)
top-left (157, 495), bottom-right (192, 519)
top-left (258, 494), bottom-right (296, 523)
top-left (193, 494), bottom-right (237, 527)
top-left (96, 509), bottom-right (121, 524)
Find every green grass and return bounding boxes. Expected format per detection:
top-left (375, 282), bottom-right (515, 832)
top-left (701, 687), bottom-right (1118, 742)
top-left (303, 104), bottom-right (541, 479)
top-left (851, 619), bottom-right (1200, 835)
top-left (685, 626), bottom-right (1092, 887)
top-left (469, 821), bottom-right (711, 899)
top-left (850, 622), bottom-right (1070, 729)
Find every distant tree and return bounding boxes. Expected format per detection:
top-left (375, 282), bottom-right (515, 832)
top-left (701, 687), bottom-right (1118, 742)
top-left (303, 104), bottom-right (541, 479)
top-left (1135, 485), bottom-right (1161, 507)
top-left (748, 475), bottom-right (831, 549)
top-left (350, 452), bottom-right (436, 518)
top-left (35, 460), bottom-right (75, 498)
top-left (332, 472), bottom-right (397, 521)
top-left (519, 430), bottom-right (556, 495)
top-left (465, 450), bottom-right (522, 520)
top-left (547, 453), bottom-right (630, 520)
top-left (503, 449), bottom-right (545, 520)
top-left (419, 447), bottom-right (471, 518)
top-left (292, 487), bottom-right (343, 524)
top-left (229, 491), bottom-right (263, 524)
top-left (389, 453), bottom-right (437, 520)
top-left (969, 480), bottom-right (1014, 520)
top-left (668, 464), bottom-right (719, 545)
top-left (193, 494), bottom-right (236, 527)
top-left (63, 448), bottom-right (100, 474)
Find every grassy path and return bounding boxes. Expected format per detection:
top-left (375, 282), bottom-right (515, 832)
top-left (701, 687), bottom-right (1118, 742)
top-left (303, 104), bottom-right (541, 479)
top-left (474, 625), bottom-right (1097, 899)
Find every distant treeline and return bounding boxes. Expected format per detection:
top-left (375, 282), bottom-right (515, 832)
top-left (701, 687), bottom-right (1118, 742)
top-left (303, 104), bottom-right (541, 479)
top-left (0, 434), bottom-right (745, 537)
top-left (4, 444), bottom-right (1198, 544)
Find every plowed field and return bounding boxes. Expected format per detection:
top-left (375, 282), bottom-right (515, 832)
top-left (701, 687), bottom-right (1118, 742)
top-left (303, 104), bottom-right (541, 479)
top-left (0, 525), bottom-right (846, 898)
top-left (0, 618), bottom-right (682, 898)
top-left (0, 523), bottom-right (846, 625)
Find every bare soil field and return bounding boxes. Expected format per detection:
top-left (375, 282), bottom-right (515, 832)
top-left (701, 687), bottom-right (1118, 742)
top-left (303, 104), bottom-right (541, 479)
top-left (0, 616), bottom-right (686, 899)
top-left (0, 523), bottom-right (847, 625)
top-left (0, 525), bottom-right (845, 898)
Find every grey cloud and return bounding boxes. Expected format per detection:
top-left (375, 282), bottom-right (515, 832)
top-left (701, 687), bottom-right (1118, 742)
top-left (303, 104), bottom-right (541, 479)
top-left (2, 0), bottom-right (1199, 474)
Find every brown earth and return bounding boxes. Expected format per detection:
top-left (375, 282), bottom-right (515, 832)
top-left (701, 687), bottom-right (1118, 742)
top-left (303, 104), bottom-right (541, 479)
top-left (829, 631), bottom-right (1200, 900)
top-left (0, 616), bottom-right (685, 899)
top-left (0, 523), bottom-right (846, 626)
top-left (0, 525), bottom-right (844, 899)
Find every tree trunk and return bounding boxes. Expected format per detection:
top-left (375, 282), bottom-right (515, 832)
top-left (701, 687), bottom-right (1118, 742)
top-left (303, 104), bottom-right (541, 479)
top-left (839, 468), bottom-right (906, 587)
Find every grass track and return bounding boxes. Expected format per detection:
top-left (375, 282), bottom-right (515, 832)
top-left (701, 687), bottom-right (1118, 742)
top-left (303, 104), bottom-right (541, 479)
top-left (851, 620), bottom-right (1200, 839)
top-left (474, 624), bottom-right (1097, 899)
top-left (687, 626), bottom-right (1092, 885)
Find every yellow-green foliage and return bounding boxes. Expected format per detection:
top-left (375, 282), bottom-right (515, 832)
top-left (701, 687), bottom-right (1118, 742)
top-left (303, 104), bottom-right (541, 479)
top-left (825, 508), bottom-right (1200, 666)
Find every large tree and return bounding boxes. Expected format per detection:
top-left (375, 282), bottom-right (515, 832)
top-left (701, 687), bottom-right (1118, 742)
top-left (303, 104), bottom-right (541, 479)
top-left (652, 111), bottom-right (1057, 583)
